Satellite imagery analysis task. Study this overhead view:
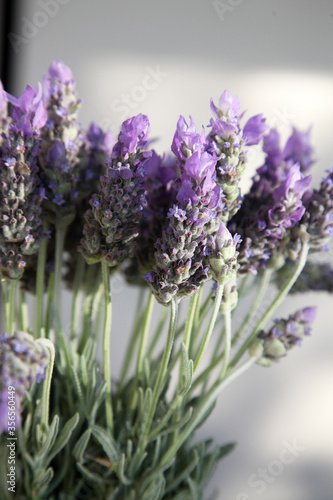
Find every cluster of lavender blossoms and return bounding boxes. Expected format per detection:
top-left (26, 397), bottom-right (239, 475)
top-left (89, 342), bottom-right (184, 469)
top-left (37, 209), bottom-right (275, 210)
top-left (0, 82), bottom-right (46, 278)
top-left (0, 331), bottom-right (49, 433)
top-left (79, 114), bottom-right (151, 266)
top-left (39, 60), bottom-right (83, 226)
top-left (0, 60), bottom-right (332, 500)
top-left (232, 128), bottom-right (322, 274)
top-left (252, 307), bottom-right (317, 366)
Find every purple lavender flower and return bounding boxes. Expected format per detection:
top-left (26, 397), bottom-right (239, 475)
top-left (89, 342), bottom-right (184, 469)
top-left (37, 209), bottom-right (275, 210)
top-left (209, 221), bottom-right (239, 283)
top-left (231, 127), bottom-right (315, 274)
top-left (64, 123), bottom-right (114, 286)
top-left (124, 152), bottom-right (179, 284)
top-left (243, 114), bottom-right (268, 146)
top-left (0, 84), bottom-right (46, 279)
top-left (112, 113), bottom-right (150, 157)
top-left (39, 60), bottom-right (83, 224)
top-left (207, 90), bottom-right (268, 222)
top-left (177, 151), bottom-right (221, 211)
top-left (144, 150), bottom-right (224, 304)
top-left (255, 307), bottom-right (316, 365)
top-left (171, 115), bottom-right (207, 164)
top-left (301, 166), bottom-right (333, 251)
top-left (0, 331), bottom-right (49, 434)
top-left (251, 127), bottom-right (315, 199)
top-left (6, 84), bottom-right (47, 140)
top-left (79, 114), bottom-right (152, 267)
top-left (43, 59), bottom-right (75, 102)
top-left (283, 127), bottom-right (315, 172)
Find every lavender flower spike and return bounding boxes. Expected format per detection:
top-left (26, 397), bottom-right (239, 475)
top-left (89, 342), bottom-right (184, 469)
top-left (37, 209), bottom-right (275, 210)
top-left (39, 60), bottom-right (83, 225)
top-left (145, 150), bottom-right (222, 305)
top-left (5, 84), bottom-right (47, 140)
top-left (283, 127), bottom-right (315, 173)
top-left (79, 114), bottom-right (152, 267)
top-left (208, 90), bottom-right (268, 222)
top-left (0, 84), bottom-right (46, 279)
top-left (209, 221), bottom-right (239, 284)
top-left (302, 166), bottom-right (333, 251)
top-left (171, 115), bottom-right (207, 164)
top-left (252, 307), bottom-right (316, 366)
top-left (0, 331), bottom-right (49, 433)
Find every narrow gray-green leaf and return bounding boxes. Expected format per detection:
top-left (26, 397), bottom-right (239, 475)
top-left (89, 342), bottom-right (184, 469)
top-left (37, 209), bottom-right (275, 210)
top-left (141, 473), bottom-right (165, 500)
top-left (90, 424), bottom-right (119, 463)
top-left (76, 463), bottom-right (104, 484)
top-left (37, 414), bottom-right (59, 460)
top-left (164, 450), bottom-right (199, 494)
top-left (73, 429), bottom-right (91, 463)
top-left (79, 354), bottom-right (88, 387)
top-left (47, 413), bottom-right (80, 465)
top-left (114, 453), bottom-right (131, 486)
top-left (34, 466), bottom-right (54, 489)
top-left (187, 477), bottom-right (200, 500)
top-left (141, 387), bottom-right (153, 424)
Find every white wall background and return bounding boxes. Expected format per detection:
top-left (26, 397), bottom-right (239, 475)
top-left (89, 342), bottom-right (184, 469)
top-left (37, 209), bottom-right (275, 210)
top-left (5, 1), bottom-right (333, 498)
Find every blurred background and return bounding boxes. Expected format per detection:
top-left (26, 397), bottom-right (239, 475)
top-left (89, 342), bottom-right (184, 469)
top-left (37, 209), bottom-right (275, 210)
top-left (1, 1), bottom-right (333, 498)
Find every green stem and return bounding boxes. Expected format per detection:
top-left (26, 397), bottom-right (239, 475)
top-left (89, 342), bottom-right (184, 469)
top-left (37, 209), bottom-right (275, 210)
top-left (79, 264), bottom-right (98, 353)
top-left (136, 293), bottom-right (155, 375)
top-left (20, 290), bottom-right (29, 332)
top-left (193, 285), bottom-right (203, 329)
top-left (70, 255), bottom-right (85, 344)
top-left (8, 279), bottom-right (17, 336)
top-left (183, 292), bottom-right (199, 350)
top-left (129, 293), bottom-right (155, 410)
top-left (193, 282), bottom-right (224, 373)
top-left (118, 291), bottom-right (146, 391)
top-left (102, 260), bottom-right (113, 433)
top-left (230, 240), bottom-right (309, 368)
top-left (54, 226), bottom-right (66, 334)
top-left (231, 269), bottom-right (272, 347)
top-left (45, 272), bottom-right (54, 339)
top-left (36, 338), bottom-right (55, 441)
top-left (54, 226), bottom-right (72, 372)
top-left (35, 229), bottom-right (48, 338)
top-left (237, 274), bottom-right (249, 300)
top-left (158, 356), bottom-right (258, 470)
top-left (138, 299), bottom-right (178, 453)
top-left (189, 290), bottom-right (213, 359)
top-left (147, 306), bottom-right (168, 361)
top-left (172, 293), bottom-right (199, 435)
top-left (91, 276), bottom-right (104, 336)
top-left (220, 308), bottom-right (232, 380)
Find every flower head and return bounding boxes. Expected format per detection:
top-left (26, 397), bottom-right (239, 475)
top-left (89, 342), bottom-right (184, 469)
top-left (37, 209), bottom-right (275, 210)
top-left (231, 127), bottom-right (315, 274)
top-left (39, 60), bottom-right (83, 223)
top-left (0, 83), bottom-right (45, 278)
top-left (144, 150), bottom-right (223, 304)
top-left (283, 127), bottom-right (315, 172)
top-left (113, 114), bottom-right (150, 157)
top-left (208, 90), bottom-right (268, 221)
top-left (171, 115), bottom-right (207, 163)
top-left (301, 167), bottom-right (333, 251)
top-left (5, 84), bottom-right (47, 139)
top-left (79, 115), bottom-right (152, 267)
top-left (254, 307), bottom-right (316, 366)
top-left (0, 331), bottom-right (49, 434)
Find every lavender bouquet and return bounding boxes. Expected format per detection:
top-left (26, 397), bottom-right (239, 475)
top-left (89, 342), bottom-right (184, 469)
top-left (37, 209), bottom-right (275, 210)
top-left (0, 61), bottom-right (332, 500)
